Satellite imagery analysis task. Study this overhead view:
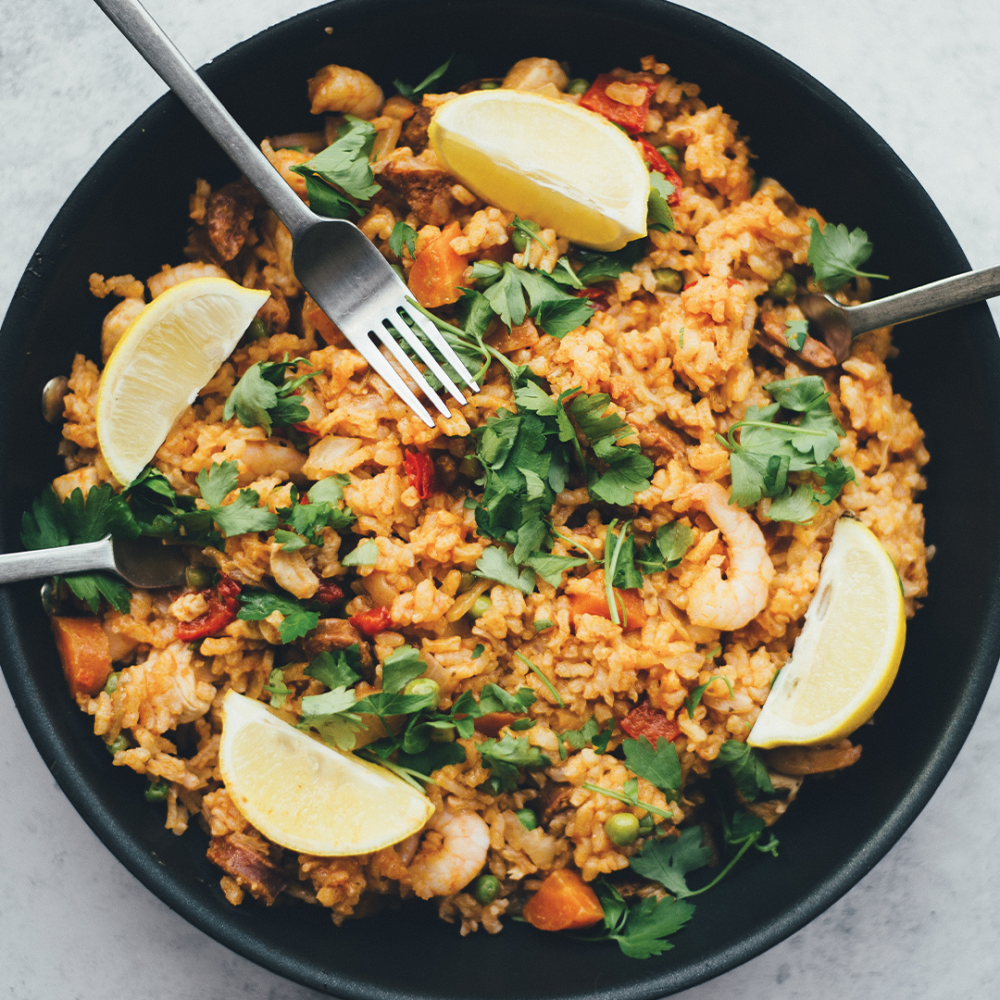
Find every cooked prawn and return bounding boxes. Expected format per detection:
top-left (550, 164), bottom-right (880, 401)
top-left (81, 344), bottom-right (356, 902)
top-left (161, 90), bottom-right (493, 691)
top-left (408, 809), bottom-right (490, 899)
top-left (100, 296), bottom-right (145, 361)
top-left (679, 481), bottom-right (773, 631)
top-left (307, 64), bottom-right (384, 119)
top-left (146, 262), bottom-right (228, 299)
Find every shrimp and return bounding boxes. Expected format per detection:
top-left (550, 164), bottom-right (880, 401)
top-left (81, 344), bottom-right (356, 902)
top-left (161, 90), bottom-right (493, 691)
top-left (101, 296), bottom-right (145, 361)
top-left (678, 481), bottom-right (773, 631)
top-left (146, 262), bottom-right (228, 299)
top-left (407, 809), bottom-right (490, 899)
top-left (307, 64), bottom-right (384, 119)
top-left (501, 57), bottom-right (568, 94)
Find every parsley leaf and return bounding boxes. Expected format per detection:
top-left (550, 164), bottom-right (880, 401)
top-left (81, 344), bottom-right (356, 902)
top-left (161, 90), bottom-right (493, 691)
top-left (647, 173), bottom-right (676, 232)
top-left (623, 736), bottom-right (681, 800)
top-left (473, 545), bottom-right (536, 594)
top-left (21, 484), bottom-right (139, 613)
top-left (394, 55), bottom-right (452, 98)
top-left (206, 488), bottom-right (281, 538)
top-left (223, 356), bottom-right (315, 434)
top-left (480, 263), bottom-right (595, 337)
top-left (713, 740), bottom-right (774, 801)
top-left (558, 716), bottom-right (613, 758)
top-left (276, 476), bottom-right (356, 545)
top-left (382, 644), bottom-right (426, 694)
top-left (264, 667), bottom-right (291, 708)
top-left (479, 734), bottom-right (550, 793)
top-left (683, 674), bottom-right (733, 718)
top-left (289, 117), bottom-right (380, 217)
top-left (767, 483), bottom-right (816, 523)
top-left (237, 589), bottom-right (320, 642)
top-left (636, 522), bottom-right (693, 574)
top-left (388, 220), bottom-right (418, 259)
top-left (121, 468), bottom-right (220, 547)
top-left (522, 552), bottom-right (589, 587)
top-left (807, 218), bottom-right (888, 292)
top-left (591, 881), bottom-right (696, 959)
top-left (575, 242), bottom-right (645, 285)
top-left (629, 826), bottom-right (713, 898)
top-left (783, 318), bottom-right (809, 351)
top-left (304, 645), bottom-right (362, 690)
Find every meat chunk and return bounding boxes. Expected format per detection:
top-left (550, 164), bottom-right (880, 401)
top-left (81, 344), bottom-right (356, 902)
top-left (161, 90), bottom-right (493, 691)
top-left (207, 834), bottom-right (289, 905)
top-left (399, 104), bottom-right (432, 153)
top-left (379, 153), bottom-right (457, 226)
top-left (301, 618), bottom-right (364, 657)
top-left (206, 179), bottom-right (258, 261)
top-left (764, 739), bottom-right (862, 775)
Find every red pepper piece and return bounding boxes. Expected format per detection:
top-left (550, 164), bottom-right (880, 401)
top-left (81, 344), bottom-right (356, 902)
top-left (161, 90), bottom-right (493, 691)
top-left (176, 575), bottom-right (242, 642)
top-left (349, 606), bottom-right (392, 636)
top-left (580, 74), bottom-right (657, 135)
top-left (314, 582), bottom-right (345, 604)
top-left (621, 700), bottom-right (681, 743)
top-left (403, 450), bottom-right (437, 500)
top-left (635, 140), bottom-right (682, 207)
top-left (574, 287), bottom-right (609, 312)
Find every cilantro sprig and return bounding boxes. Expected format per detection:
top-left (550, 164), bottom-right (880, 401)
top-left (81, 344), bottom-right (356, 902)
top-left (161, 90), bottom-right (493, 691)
top-left (289, 117), bottom-right (381, 219)
top-left (223, 356), bottom-right (316, 435)
top-left (21, 484), bottom-right (138, 613)
top-left (589, 881), bottom-right (695, 958)
top-left (237, 589), bottom-right (320, 642)
top-left (275, 475), bottom-right (355, 549)
top-left (807, 218), bottom-right (888, 292)
top-left (196, 461), bottom-right (279, 538)
top-left (394, 55), bottom-right (452, 98)
top-left (717, 376), bottom-right (855, 521)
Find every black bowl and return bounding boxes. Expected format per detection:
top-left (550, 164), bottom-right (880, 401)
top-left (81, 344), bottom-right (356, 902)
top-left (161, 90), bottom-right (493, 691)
top-left (2, 1), bottom-right (998, 997)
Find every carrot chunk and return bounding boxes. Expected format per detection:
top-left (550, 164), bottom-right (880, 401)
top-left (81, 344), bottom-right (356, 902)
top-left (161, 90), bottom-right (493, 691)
top-left (522, 869), bottom-right (605, 931)
top-left (569, 571), bottom-right (647, 630)
top-left (51, 617), bottom-right (112, 698)
top-left (407, 221), bottom-right (468, 308)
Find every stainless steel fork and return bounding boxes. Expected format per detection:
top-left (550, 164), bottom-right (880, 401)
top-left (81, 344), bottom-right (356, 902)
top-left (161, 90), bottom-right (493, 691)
top-left (93, 0), bottom-right (479, 426)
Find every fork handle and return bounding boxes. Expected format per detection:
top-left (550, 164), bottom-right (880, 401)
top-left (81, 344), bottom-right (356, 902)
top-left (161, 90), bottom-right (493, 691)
top-left (846, 263), bottom-right (1000, 335)
top-left (93, 0), bottom-right (315, 239)
top-left (0, 538), bottom-right (116, 585)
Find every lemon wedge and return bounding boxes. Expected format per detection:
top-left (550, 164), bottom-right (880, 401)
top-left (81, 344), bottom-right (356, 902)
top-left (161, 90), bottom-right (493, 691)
top-left (219, 690), bottom-right (434, 856)
top-left (748, 517), bottom-right (906, 748)
top-left (428, 89), bottom-right (650, 251)
top-left (95, 277), bottom-right (269, 485)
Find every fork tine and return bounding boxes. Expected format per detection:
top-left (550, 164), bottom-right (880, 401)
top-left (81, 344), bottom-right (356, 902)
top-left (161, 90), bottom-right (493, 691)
top-left (401, 299), bottom-right (482, 393)
top-left (387, 309), bottom-right (467, 406)
top-left (350, 332), bottom-right (435, 427)
top-left (372, 323), bottom-right (452, 418)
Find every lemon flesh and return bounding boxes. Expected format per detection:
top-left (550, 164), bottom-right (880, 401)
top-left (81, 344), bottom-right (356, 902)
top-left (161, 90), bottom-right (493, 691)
top-left (219, 690), bottom-right (434, 856)
top-left (429, 89), bottom-right (650, 251)
top-left (748, 517), bottom-right (906, 748)
top-left (95, 277), bottom-right (269, 485)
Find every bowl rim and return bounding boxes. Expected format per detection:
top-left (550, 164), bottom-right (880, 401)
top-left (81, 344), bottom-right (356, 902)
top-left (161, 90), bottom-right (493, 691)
top-left (2, 0), bottom-right (999, 996)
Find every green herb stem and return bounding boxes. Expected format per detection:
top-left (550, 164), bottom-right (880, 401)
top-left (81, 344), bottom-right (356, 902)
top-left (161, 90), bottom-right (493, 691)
top-left (582, 782), bottom-right (676, 823)
top-left (681, 833), bottom-right (758, 898)
top-left (514, 650), bottom-right (565, 707)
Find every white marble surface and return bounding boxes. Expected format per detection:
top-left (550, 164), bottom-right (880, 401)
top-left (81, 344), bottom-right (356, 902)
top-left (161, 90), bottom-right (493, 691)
top-left (2, 1), bottom-right (999, 997)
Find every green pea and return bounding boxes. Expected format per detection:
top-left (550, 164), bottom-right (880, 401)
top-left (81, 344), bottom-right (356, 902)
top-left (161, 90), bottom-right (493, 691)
top-left (145, 780), bottom-right (168, 803)
top-left (653, 268), bottom-right (683, 293)
top-left (605, 812), bottom-right (640, 846)
top-left (511, 220), bottom-right (541, 253)
top-left (656, 144), bottom-right (682, 170)
top-left (469, 595), bottom-right (492, 619)
top-left (515, 808), bottom-right (538, 831)
top-left (106, 735), bottom-right (129, 756)
top-left (479, 80), bottom-right (501, 90)
top-left (473, 874), bottom-right (500, 904)
top-left (103, 671), bottom-right (120, 695)
top-left (186, 565), bottom-right (213, 590)
top-left (244, 316), bottom-right (269, 341)
top-left (637, 815), bottom-right (655, 836)
top-left (404, 677), bottom-right (440, 703)
top-left (567, 78), bottom-right (589, 95)
top-left (770, 272), bottom-right (797, 301)
top-left (459, 455), bottom-right (482, 480)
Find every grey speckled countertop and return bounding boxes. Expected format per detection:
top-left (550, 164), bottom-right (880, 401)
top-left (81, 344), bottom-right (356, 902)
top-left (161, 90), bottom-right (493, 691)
top-left (1, 1), bottom-right (999, 997)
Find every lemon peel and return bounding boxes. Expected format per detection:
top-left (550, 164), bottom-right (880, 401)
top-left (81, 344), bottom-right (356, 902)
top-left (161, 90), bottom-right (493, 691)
top-left (748, 517), bottom-right (906, 748)
top-left (219, 690), bottom-right (434, 856)
top-left (95, 277), bottom-right (269, 485)
top-left (428, 89), bottom-right (650, 251)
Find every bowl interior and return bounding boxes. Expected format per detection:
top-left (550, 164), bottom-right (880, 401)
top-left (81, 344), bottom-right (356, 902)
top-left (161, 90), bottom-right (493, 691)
top-left (2, 1), bottom-right (998, 998)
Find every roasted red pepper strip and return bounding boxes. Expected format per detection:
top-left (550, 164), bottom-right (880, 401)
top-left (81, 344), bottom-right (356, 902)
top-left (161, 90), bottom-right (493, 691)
top-left (636, 139), bottom-right (682, 206)
top-left (349, 606), bottom-right (392, 636)
top-left (580, 74), bottom-right (657, 135)
top-left (403, 450), bottom-right (436, 499)
top-left (621, 700), bottom-right (681, 743)
top-left (574, 287), bottom-right (609, 312)
top-left (314, 582), bottom-right (345, 604)
top-left (176, 575), bottom-right (242, 642)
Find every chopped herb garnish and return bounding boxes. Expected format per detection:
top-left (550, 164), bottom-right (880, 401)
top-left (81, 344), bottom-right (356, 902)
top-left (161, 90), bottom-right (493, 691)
top-left (474, 261), bottom-right (595, 337)
top-left (394, 55), bottom-right (453, 98)
top-left (276, 476), bottom-right (355, 545)
top-left (712, 740), bottom-right (774, 801)
top-left (574, 241), bottom-right (645, 285)
top-left (304, 644), bottom-right (362, 690)
top-left (557, 716), bottom-right (613, 759)
top-left (342, 538), bottom-right (379, 567)
top-left (514, 650), bottom-right (565, 707)
top-left (263, 667), bottom-right (291, 709)
top-left (223, 356), bottom-right (315, 435)
top-left (471, 643), bottom-right (485, 659)
top-left (647, 173), bottom-right (676, 233)
top-left (783, 318), bottom-right (809, 352)
top-left (237, 589), bottom-right (320, 642)
top-left (479, 733), bottom-right (550, 794)
top-left (636, 522), bottom-right (693, 574)
top-left (588, 881), bottom-right (696, 959)
top-left (629, 826), bottom-right (712, 898)
top-left (683, 675), bottom-right (734, 718)
top-left (196, 461), bottom-right (279, 538)
top-left (388, 220), bottom-right (418, 259)
top-left (533, 619), bottom-right (554, 631)
top-left (807, 218), bottom-right (888, 292)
